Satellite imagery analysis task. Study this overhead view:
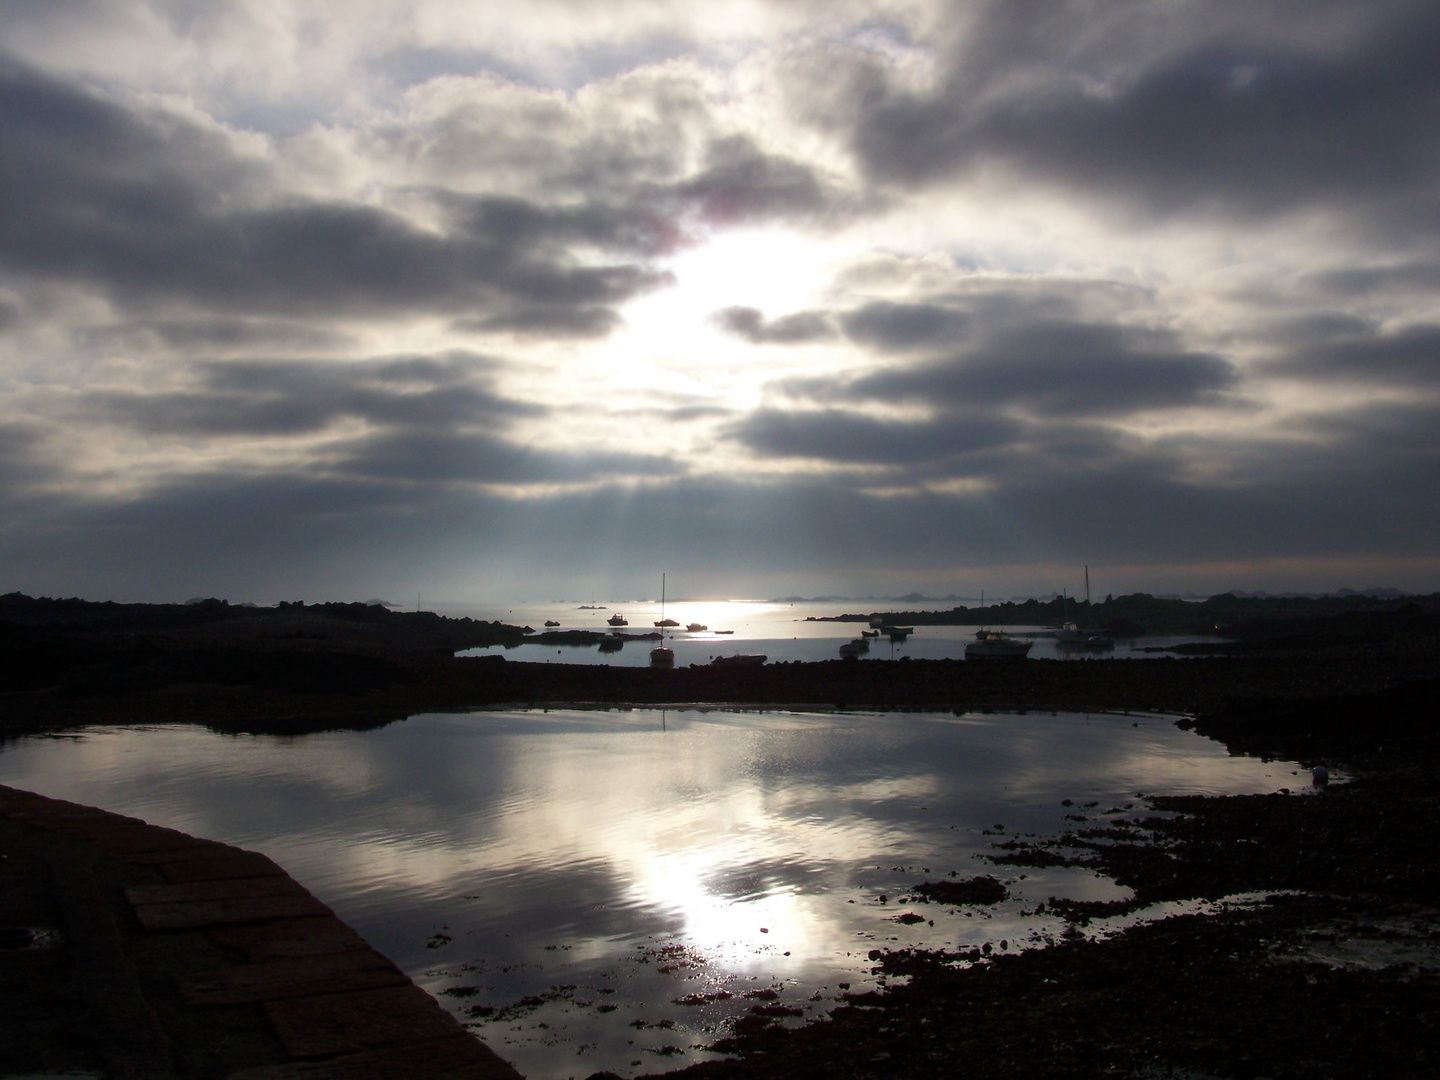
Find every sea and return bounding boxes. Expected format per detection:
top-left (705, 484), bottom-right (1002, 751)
top-left (440, 598), bottom-right (1216, 665)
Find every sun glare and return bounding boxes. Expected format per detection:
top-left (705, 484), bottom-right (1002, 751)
top-left (608, 226), bottom-right (843, 379)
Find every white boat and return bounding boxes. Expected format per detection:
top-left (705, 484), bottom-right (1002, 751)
top-left (607, 613), bottom-right (628, 627)
top-left (965, 630), bottom-right (1033, 660)
top-left (650, 575), bottom-right (674, 668)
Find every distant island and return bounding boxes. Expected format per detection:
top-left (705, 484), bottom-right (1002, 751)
top-left (805, 590), bottom-right (1438, 638)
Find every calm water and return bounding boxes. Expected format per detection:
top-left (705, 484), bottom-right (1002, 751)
top-left (448, 599), bottom-right (1218, 666)
top-left (0, 709), bottom-right (1300, 1078)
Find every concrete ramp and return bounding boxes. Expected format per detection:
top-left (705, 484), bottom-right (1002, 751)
top-left (0, 784), bottom-right (521, 1080)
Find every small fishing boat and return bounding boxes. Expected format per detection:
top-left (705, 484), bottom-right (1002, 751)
top-left (544, 619), bottom-right (560, 627)
top-left (607, 613), bottom-right (628, 627)
top-left (686, 622), bottom-right (708, 633)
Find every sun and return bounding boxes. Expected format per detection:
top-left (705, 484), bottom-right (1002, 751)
top-left (607, 225), bottom-right (845, 380)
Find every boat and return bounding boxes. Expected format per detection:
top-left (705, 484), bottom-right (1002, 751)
top-left (838, 638), bottom-right (868, 658)
top-left (598, 636), bottom-right (624, 653)
top-left (686, 622), bottom-right (708, 633)
top-left (713, 629), bottom-right (735, 635)
top-left (861, 629), bottom-right (879, 638)
top-left (966, 630), bottom-right (1034, 660)
top-left (711, 654), bottom-right (766, 668)
top-left (650, 575), bottom-right (674, 668)
top-left (607, 613), bottom-right (628, 627)
top-left (882, 624), bottom-right (914, 640)
top-left (1055, 568), bottom-right (1113, 650)
top-left (965, 589), bottom-right (1033, 660)
top-left (544, 619), bottom-right (560, 627)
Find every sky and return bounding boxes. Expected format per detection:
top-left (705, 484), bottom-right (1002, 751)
top-left (2, 0), bottom-right (1438, 604)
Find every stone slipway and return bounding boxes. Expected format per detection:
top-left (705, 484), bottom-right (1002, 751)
top-left (0, 783), bottom-right (522, 1079)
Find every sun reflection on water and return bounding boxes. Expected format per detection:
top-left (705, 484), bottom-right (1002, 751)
top-left (0, 707), bottom-right (1306, 1078)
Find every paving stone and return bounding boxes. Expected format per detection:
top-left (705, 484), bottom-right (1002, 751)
top-left (132, 893), bottom-right (331, 930)
top-left (225, 1034), bottom-right (522, 1080)
top-left (126, 876), bottom-right (308, 906)
top-left (128, 842), bottom-right (244, 864)
top-left (161, 852), bottom-right (287, 883)
top-left (178, 950), bottom-right (406, 1005)
top-left (264, 985), bottom-right (463, 1058)
top-left (210, 917), bottom-right (374, 962)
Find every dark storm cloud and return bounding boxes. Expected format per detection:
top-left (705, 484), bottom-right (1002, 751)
top-left (823, 0), bottom-right (1440, 219)
top-left (1273, 322), bottom-right (1440, 385)
top-left (74, 352), bottom-right (539, 438)
top-left (0, 58), bottom-right (672, 326)
top-left (712, 306), bottom-right (836, 344)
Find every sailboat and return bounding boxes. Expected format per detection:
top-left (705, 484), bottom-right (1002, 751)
top-left (1057, 567), bottom-right (1113, 650)
top-left (650, 574), bottom-right (675, 668)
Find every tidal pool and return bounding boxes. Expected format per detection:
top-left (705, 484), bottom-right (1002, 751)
top-left (0, 708), bottom-right (1306, 1078)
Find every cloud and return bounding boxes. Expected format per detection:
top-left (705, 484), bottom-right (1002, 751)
top-left (712, 305), bottom-right (835, 344)
top-left (1273, 322), bottom-right (1440, 386)
top-left (800, 1), bottom-right (1440, 222)
top-left (334, 429), bottom-right (679, 485)
top-left (70, 352), bottom-right (537, 439)
top-left (0, 58), bottom-right (674, 330)
top-left (726, 407), bottom-right (1020, 466)
top-left (840, 300), bottom-right (970, 351)
top-left (786, 320), bottom-right (1238, 420)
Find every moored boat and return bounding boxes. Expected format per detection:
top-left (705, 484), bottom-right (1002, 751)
top-left (711, 654), bottom-right (766, 668)
top-left (650, 575), bottom-right (675, 668)
top-left (607, 613), bottom-right (628, 626)
top-left (965, 630), bottom-right (1033, 660)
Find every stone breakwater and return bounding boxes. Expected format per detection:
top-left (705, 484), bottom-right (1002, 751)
top-left (0, 784), bottom-right (521, 1080)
